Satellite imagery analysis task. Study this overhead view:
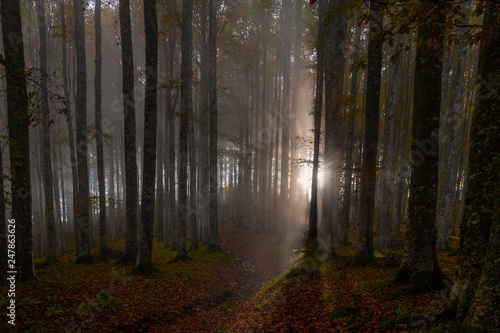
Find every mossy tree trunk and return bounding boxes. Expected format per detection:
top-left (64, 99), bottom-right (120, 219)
top-left (1, 0), bottom-right (36, 280)
top-left (395, 3), bottom-right (448, 292)
top-left (443, 3), bottom-right (500, 331)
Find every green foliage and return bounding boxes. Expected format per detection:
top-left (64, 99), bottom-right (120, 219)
top-left (222, 297), bottom-right (233, 308)
top-left (395, 301), bottom-right (411, 321)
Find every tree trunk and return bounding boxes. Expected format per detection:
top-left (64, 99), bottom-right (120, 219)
top-left (442, 4), bottom-right (500, 330)
top-left (322, 0), bottom-right (347, 253)
top-left (308, 0), bottom-right (327, 246)
top-left (118, 0), bottom-right (138, 264)
top-left (0, 113), bottom-right (5, 280)
top-left (37, 0), bottom-right (57, 263)
top-left (188, 102), bottom-right (198, 251)
top-left (289, 0), bottom-right (302, 203)
top-left (208, 0), bottom-right (221, 250)
top-left (165, 6), bottom-right (177, 250)
top-left (341, 20), bottom-right (361, 247)
top-left (2, 0), bottom-right (36, 280)
top-left (176, 0), bottom-right (193, 261)
top-left (199, 0), bottom-right (210, 244)
top-left (395, 4), bottom-right (448, 292)
top-left (73, 0), bottom-right (91, 264)
top-left (93, 0), bottom-right (107, 256)
top-left (135, 0), bottom-right (158, 272)
top-left (59, 1), bottom-right (79, 254)
top-left (351, 0), bottom-right (382, 266)
top-left (380, 35), bottom-right (403, 249)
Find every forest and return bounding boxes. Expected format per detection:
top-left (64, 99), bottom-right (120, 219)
top-left (0, 0), bottom-right (499, 332)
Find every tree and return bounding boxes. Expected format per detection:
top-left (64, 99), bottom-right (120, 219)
top-left (321, 0), bottom-right (348, 254)
top-left (59, 0), bottom-right (79, 256)
top-left (135, 0), bottom-right (159, 272)
top-left (441, 3), bottom-right (500, 330)
top-left (176, 0), bottom-right (193, 261)
top-left (308, 0), bottom-right (327, 246)
top-left (351, 0), bottom-right (382, 266)
top-left (280, 0), bottom-right (292, 231)
top-left (208, 0), bottom-right (221, 251)
top-left (2, 0), bottom-right (36, 280)
top-left (118, 0), bottom-right (138, 264)
top-left (395, 3), bottom-right (448, 292)
top-left (436, 1), bottom-right (471, 250)
top-left (94, 0), bottom-right (107, 256)
top-left (37, 0), bottom-right (57, 263)
top-left (341, 17), bottom-right (362, 246)
top-left (165, 4), bottom-right (178, 250)
top-left (73, 0), bottom-right (91, 264)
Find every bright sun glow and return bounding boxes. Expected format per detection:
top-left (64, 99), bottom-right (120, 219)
top-left (297, 165), bottom-right (325, 199)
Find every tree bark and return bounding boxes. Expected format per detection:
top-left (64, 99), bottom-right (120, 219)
top-left (442, 4), bottom-right (500, 330)
top-left (118, 0), bottom-right (138, 264)
top-left (176, 0), bottom-right (193, 261)
top-left (321, 0), bottom-right (348, 253)
top-left (2, 0), bottom-right (36, 280)
top-left (73, 0), bottom-right (91, 264)
top-left (209, 0), bottom-right (221, 250)
top-left (308, 0), bottom-right (327, 246)
top-left (94, 0), bottom-right (107, 256)
top-left (280, 0), bottom-right (292, 232)
top-left (352, 0), bottom-right (382, 266)
top-left (136, 0), bottom-right (159, 272)
top-left (395, 4), bottom-right (448, 292)
top-left (37, 0), bottom-right (57, 263)
top-left (380, 35), bottom-right (403, 249)
top-left (341, 20), bottom-right (361, 246)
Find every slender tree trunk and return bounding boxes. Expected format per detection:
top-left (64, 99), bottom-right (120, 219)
top-left (154, 109), bottom-right (164, 240)
top-left (94, 0), bottom-right (107, 256)
top-left (73, 0), bottom-right (91, 264)
top-left (289, 0), bottom-right (302, 202)
top-left (351, 0), bottom-right (382, 266)
top-left (395, 5), bottom-right (448, 292)
top-left (380, 35), bottom-right (403, 248)
top-left (60, 1), bottom-right (79, 252)
top-left (176, 0), bottom-right (193, 261)
top-left (118, 0), bottom-right (138, 264)
top-left (308, 0), bottom-right (327, 246)
top-left (322, 0), bottom-right (348, 252)
top-left (188, 103), bottom-right (198, 251)
top-left (341, 21), bottom-right (361, 246)
top-left (279, 0), bottom-right (292, 233)
top-left (37, 0), bottom-right (57, 263)
top-left (136, 0), bottom-right (158, 272)
top-left (208, 0), bottom-right (221, 250)
top-left (167, 23), bottom-right (178, 250)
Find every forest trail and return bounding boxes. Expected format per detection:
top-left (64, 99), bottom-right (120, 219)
top-left (148, 222), bottom-right (299, 332)
top-left (1, 222), bottom-right (458, 333)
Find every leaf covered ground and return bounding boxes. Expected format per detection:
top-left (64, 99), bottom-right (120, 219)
top-left (1, 223), bottom-right (459, 332)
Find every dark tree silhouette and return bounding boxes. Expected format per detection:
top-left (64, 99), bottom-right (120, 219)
top-left (118, 0), bottom-right (138, 264)
top-left (74, 0), bottom-right (91, 264)
top-left (2, 0), bottom-right (36, 280)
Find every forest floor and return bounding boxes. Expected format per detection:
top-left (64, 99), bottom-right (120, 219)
top-left (1, 221), bottom-right (460, 333)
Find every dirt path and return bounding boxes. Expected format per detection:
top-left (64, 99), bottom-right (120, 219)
top-left (146, 222), bottom-right (295, 333)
